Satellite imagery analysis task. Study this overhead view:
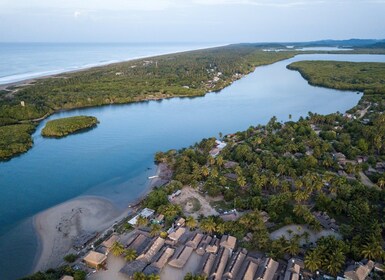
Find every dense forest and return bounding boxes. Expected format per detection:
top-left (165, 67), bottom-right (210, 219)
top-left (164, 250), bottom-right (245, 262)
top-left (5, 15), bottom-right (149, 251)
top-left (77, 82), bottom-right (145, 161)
top-left (41, 116), bottom-right (99, 138)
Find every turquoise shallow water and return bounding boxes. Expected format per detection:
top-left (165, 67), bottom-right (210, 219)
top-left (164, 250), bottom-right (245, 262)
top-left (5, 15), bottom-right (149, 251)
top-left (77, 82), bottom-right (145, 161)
top-left (1, 53), bottom-right (385, 279)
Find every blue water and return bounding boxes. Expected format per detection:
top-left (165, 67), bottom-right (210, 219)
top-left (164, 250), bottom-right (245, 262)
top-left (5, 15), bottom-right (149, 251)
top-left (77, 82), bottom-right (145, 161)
top-left (1, 51), bottom-right (385, 279)
top-left (0, 42), bottom-right (221, 85)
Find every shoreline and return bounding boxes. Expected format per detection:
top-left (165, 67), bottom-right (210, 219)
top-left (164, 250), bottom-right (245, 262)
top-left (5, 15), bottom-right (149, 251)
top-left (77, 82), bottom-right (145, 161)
top-left (31, 163), bottom-right (169, 274)
top-left (0, 43), bottom-right (228, 90)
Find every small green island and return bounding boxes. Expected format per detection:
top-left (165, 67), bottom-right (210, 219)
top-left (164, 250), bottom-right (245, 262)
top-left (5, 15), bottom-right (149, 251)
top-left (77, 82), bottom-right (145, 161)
top-left (41, 116), bottom-right (99, 138)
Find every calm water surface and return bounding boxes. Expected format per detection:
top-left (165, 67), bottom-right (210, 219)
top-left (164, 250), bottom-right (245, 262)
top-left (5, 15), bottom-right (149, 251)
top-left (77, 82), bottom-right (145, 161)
top-left (1, 54), bottom-right (385, 279)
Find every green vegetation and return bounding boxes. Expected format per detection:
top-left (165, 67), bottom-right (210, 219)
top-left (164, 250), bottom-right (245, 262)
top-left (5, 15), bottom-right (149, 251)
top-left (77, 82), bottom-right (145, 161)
top-left (20, 265), bottom-right (86, 280)
top-left (0, 45), bottom-right (297, 160)
top-left (41, 116), bottom-right (98, 138)
top-left (287, 61), bottom-right (385, 94)
top-left (63, 253), bottom-right (77, 263)
top-left (0, 123), bottom-right (36, 160)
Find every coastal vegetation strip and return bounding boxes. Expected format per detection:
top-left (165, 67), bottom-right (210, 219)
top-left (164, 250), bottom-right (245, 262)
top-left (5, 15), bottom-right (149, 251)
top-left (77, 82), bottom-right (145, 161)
top-left (41, 116), bottom-right (99, 138)
top-left (0, 123), bottom-right (36, 160)
top-left (287, 61), bottom-right (385, 94)
top-left (0, 45), bottom-right (297, 160)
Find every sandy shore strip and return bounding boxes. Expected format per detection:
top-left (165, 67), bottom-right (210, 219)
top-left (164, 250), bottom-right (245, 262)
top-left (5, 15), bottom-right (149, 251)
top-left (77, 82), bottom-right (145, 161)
top-left (32, 196), bottom-right (127, 272)
top-left (32, 163), bottom-right (170, 273)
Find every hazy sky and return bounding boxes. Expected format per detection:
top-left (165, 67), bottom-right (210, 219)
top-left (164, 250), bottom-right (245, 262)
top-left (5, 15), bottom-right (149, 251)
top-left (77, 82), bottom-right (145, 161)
top-left (0, 0), bottom-right (384, 43)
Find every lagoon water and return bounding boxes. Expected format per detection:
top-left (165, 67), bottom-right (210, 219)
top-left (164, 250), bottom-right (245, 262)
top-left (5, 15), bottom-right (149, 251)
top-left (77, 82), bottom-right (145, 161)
top-left (1, 52), bottom-right (385, 279)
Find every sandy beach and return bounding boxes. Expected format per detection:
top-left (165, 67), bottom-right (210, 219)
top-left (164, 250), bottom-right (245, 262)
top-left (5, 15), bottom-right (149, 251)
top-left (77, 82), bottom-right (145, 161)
top-left (32, 163), bottom-right (169, 273)
top-left (33, 196), bottom-right (126, 272)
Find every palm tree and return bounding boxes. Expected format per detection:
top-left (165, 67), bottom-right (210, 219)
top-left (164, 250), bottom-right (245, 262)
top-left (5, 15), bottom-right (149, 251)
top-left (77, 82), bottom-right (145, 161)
top-left (150, 224), bottom-right (162, 237)
top-left (200, 217), bottom-right (216, 235)
top-left (185, 216), bottom-right (197, 230)
top-left (325, 250), bottom-right (345, 276)
top-left (136, 215), bottom-right (148, 227)
top-left (285, 238), bottom-right (300, 256)
top-left (361, 241), bottom-right (385, 260)
top-left (304, 250), bottom-right (322, 272)
top-left (133, 272), bottom-right (147, 280)
top-left (110, 241), bottom-right (125, 256)
top-left (124, 248), bottom-right (137, 261)
top-left (215, 222), bottom-right (226, 235)
top-left (147, 274), bottom-right (160, 280)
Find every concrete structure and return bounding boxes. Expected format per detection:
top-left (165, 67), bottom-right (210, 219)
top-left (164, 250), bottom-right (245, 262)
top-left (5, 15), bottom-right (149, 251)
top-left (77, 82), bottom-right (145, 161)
top-left (83, 250), bottom-right (107, 269)
top-left (128, 208), bottom-right (155, 225)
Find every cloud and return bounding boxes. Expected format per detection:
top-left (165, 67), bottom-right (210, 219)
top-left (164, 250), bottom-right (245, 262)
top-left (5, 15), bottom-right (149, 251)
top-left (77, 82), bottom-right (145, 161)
top-left (192, 0), bottom-right (325, 7)
top-left (74, 10), bottom-right (82, 18)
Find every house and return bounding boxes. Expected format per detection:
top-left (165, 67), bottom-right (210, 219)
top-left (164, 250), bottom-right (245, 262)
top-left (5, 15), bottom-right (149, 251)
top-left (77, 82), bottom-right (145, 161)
top-left (168, 190), bottom-right (182, 201)
top-left (284, 259), bottom-right (301, 280)
top-left (83, 250), bottom-right (107, 269)
top-left (224, 161), bottom-right (239, 169)
top-left (168, 227), bottom-right (186, 243)
top-left (128, 208), bottom-right (155, 225)
top-left (60, 276), bottom-right (74, 280)
top-left (236, 257), bottom-right (260, 280)
top-left (220, 235), bottom-right (237, 251)
top-left (255, 258), bottom-right (279, 280)
top-left (120, 260), bottom-right (147, 278)
top-left (186, 232), bottom-right (204, 249)
top-left (206, 237), bottom-right (220, 254)
top-left (176, 217), bottom-right (186, 227)
top-left (224, 173), bottom-right (238, 181)
top-left (168, 246), bottom-right (194, 268)
top-left (101, 234), bottom-right (119, 254)
top-left (154, 214), bottom-right (164, 224)
top-left (209, 247), bottom-right (231, 280)
top-left (223, 248), bottom-right (248, 279)
top-left (137, 237), bottom-right (165, 263)
top-left (196, 235), bottom-right (213, 255)
top-left (344, 260), bottom-right (374, 280)
top-left (73, 231), bottom-right (99, 250)
top-left (126, 232), bottom-right (152, 255)
top-left (198, 252), bottom-right (216, 277)
top-left (151, 246), bottom-right (175, 269)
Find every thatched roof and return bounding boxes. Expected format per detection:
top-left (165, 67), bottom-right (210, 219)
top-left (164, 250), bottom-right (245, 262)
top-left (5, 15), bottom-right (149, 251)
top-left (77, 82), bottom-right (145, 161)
top-left (102, 234), bottom-right (118, 249)
top-left (284, 259), bottom-right (301, 280)
top-left (186, 232), bottom-right (204, 249)
top-left (126, 233), bottom-right (151, 255)
top-left (168, 246), bottom-right (194, 268)
top-left (137, 237), bottom-right (165, 263)
top-left (344, 260), bottom-right (375, 280)
top-left (223, 248), bottom-right (248, 279)
top-left (60, 276), bottom-right (74, 280)
top-left (209, 247), bottom-right (231, 280)
top-left (120, 260), bottom-right (147, 277)
top-left (83, 251), bottom-right (107, 266)
top-left (168, 227), bottom-right (186, 242)
top-left (255, 258), bottom-right (279, 280)
top-left (236, 257), bottom-right (260, 280)
top-left (197, 253), bottom-right (216, 277)
top-left (220, 235), bottom-right (237, 251)
top-left (151, 246), bottom-right (175, 269)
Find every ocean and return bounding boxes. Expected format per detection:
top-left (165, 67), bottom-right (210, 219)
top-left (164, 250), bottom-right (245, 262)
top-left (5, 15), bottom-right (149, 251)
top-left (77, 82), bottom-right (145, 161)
top-left (0, 42), bottom-right (221, 85)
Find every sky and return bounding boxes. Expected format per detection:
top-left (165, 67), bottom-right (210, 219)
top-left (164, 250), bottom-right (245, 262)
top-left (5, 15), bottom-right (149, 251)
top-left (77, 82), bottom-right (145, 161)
top-left (0, 0), bottom-right (384, 43)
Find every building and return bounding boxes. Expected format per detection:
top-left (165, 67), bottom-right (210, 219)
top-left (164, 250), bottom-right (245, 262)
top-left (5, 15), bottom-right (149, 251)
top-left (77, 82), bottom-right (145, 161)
top-left (284, 259), bottom-right (301, 280)
top-left (223, 248), bottom-right (248, 279)
top-left (101, 234), bottom-right (119, 255)
top-left (198, 253), bottom-right (217, 277)
top-left (168, 227), bottom-right (186, 243)
top-left (126, 232), bottom-right (152, 255)
top-left (176, 217), bottom-right (186, 227)
top-left (344, 260), bottom-right (375, 280)
top-left (120, 260), bottom-right (147, 278)
top-left (128, 208), bottom-right (155, 226)
top-left (236, 257), bottom-right (261, 280)
top-left (151, 246), bottom-right (175, 269)
top-left (168, 246), bottom-right (194, 268)
top-left (255, 258), bottom-right (279, 280)
top-left (209, 247), bottom-right (231, 280)
top-left (60, 276), bottom-right (74, 280)
top-left (220, 235), bottom-right (237, 251)
top-left (83, 250), bottom-right (107, 269)
top-left (196, 235), bottom-right (213, 255)
top-left (137, 237), bottom-right (165, 263)
top-left (206, 237), bottom-right (220, 254)
top-left (186, 233), bottom-right (204, 249)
